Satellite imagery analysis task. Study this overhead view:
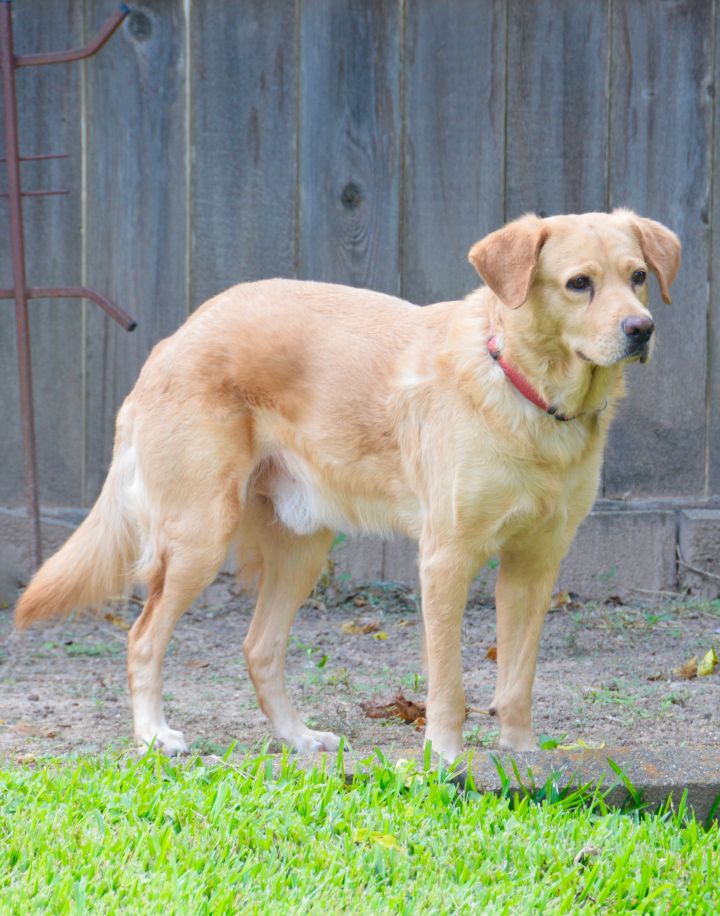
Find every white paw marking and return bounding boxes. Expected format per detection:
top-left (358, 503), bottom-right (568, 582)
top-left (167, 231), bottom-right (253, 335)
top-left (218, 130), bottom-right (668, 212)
top-left (424, 731), bottom-right (463, 764)
top-left (287, 728), bottom-right (342, 754)
top-left (137, 726), bottom-right (189, 757)
top-left (498, 732), bottom-right (537, 752)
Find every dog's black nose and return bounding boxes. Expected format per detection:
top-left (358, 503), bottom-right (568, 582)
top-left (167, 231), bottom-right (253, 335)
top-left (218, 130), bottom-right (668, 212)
top-left (621, 316), bottom-right (655, 345)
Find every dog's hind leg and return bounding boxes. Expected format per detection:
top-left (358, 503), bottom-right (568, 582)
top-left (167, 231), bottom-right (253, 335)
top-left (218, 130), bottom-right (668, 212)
top-left (128, 535), bottom-right (230, 755)
top-left (241, 500), bottom-right (337, 753)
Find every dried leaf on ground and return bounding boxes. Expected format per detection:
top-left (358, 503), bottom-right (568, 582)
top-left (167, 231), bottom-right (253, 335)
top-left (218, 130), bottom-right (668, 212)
top-left (13, 721), bottom-right (57, 738)
top-left (373, 833), bottom-right (402, 850)
top-left (353, 829), bottom-right (404, 852)
top-left (360, 693), bottom-right (426, 725)
top-left (341, 619), bottom-right (380, 635)
top-left (550, 591), bottom-right (573, 610)
top-left (574, 845), bottom-right (602, 867)
top-left (698, 646), bottom-right (718, 677)
top-left (486, 644), bottom-right (498, 661)
top-left (104, 611), bottom-right (130, 631)
top-left (672, 655), bottom-right (698, 680)
top-left (187, 659), bottom-right (211, 669)
top-left (305, 597), bottom-right (327, 612)
top-left (556, 739), bottom-right (606, 751)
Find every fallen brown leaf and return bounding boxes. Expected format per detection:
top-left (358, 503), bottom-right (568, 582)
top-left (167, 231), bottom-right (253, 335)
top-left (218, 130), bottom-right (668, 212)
top-left (486, 644), bottom-right (498, 661)
top-left (361, 694), bottom-right (470, 728)
top-left (673, 655), bottom-right (698, 680)
top-left (13, 721), bottom-right (57, 738)
top-left (305, 597), bottom-right (327, 612)
top-left (550, 590), bottom-right (572, 610)
top-left (187, 659), bottom-right (211, 670)
top-left (104, 611), bottom-right (130, 631)
top-left (360, 692), bottom-right (426, 724)
top-left (574, 845), bottom-right (602, 867)
top-left (341, 619), bottom-right (380, 635)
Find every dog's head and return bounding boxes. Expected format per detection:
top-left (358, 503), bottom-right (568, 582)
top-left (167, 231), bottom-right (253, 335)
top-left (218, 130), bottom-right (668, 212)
top-left (468, 210), bottom-right (681, 367)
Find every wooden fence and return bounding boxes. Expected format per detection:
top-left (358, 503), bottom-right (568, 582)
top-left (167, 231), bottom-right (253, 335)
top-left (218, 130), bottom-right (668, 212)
top-left (1, 0), bottom-right (717, 519)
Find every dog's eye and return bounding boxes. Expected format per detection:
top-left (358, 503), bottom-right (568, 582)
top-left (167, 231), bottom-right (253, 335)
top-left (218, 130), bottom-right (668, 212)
top-left (567, 275), bottom-right (591, 291)
top-left (632, 269), bottom-right (647, 286)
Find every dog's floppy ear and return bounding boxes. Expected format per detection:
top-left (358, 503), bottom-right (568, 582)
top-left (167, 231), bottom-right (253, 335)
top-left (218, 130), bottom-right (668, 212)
top-left (468, 215), bottom-right (548, 309)
top-left (619, 211), bottom-right (681, 305)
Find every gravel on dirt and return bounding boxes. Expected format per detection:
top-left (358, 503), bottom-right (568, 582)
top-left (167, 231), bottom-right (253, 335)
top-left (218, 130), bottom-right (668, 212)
top-left (2, 575), bottom-right (720, 763)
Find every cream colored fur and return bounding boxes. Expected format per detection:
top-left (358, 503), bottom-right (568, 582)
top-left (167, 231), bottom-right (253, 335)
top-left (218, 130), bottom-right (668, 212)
top-left (15, 210), bottom-right (680, 758)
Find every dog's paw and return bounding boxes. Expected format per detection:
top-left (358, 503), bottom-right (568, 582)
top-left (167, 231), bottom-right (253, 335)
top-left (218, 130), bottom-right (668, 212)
top-left (287, 728), bottom-right (342, 755)
top-left (137, 726), bottom-right (189, 757)
top-left (498, 727), bottom-right (537, 752)
top-left (423, 730), bottom-right (463, 765)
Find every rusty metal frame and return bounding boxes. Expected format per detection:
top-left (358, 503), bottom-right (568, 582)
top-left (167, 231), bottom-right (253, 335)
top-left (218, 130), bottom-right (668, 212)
top-left (0, 1), bottom-right (136, 572)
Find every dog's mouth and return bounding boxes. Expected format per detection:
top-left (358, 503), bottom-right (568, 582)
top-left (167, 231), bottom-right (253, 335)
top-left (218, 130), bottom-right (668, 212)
top-left (624, 340), bottom-right (652, 365)
top-left (575, 342), bottom-right (651, 366)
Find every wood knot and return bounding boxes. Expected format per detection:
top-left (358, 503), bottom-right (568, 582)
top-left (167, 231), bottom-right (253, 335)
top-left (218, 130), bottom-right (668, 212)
top-left (127, 10), bottom-right (152, 41)
top-left (341, 182), bottom-right (362, 210)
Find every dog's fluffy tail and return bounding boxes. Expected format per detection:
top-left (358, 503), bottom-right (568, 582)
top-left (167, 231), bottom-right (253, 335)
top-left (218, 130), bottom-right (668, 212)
top-left (14, 458), bottom-right (139, 630)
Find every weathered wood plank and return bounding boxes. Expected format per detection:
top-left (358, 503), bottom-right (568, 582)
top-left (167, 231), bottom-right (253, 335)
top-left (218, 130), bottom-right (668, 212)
top-left (708, 0), bottom-right (720, 495)
top-left (83, 0), bottom-right (188, 502)
top-left (0, 0), bottom-right (83, 507)
top-left (402, 0), bottom-right (505, 305)
top-left (298, 0), bottom-right (402, 581)
top-left (505, 0), bottom-right (610, 220)
top-left (605, 0), bottom-right (713, 498)
top-left (384, 0), bottom-right (506, 585)
top-left (298, 0), bottom-right (401, 294)
top-left (190, 0), bottom-right (297, 307)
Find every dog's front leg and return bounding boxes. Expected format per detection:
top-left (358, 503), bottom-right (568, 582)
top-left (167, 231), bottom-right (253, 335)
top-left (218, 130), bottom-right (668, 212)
top-left (419, 538), bottom-right (475, 763)
top-left (491, 542), bottom-right (563, 751)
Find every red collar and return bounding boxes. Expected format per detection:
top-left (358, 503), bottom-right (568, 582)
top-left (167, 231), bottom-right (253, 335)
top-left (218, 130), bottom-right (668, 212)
top-left (487, 335), bottom-right (573, 422)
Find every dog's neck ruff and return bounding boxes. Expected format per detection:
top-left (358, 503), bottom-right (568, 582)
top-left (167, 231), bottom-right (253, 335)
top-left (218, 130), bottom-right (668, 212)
top-left (487, 334), bottom-right (576, 422)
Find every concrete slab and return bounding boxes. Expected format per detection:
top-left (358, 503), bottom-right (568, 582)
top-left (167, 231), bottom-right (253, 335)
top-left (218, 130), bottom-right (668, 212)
top-left (0, 503), bottom-right (688, 603)
top-left (342, 510), bottom-right (680, 603)
top-left (0, 506), bottom-right (87, 605)
top-left (299, 745), bottom-right (720, 823)
top-left (678, 509), bottom-right (720, 599)
top-left (333, 534), bottom-right (384, 583)
top-left (558, 510), bottom-right (678, 600)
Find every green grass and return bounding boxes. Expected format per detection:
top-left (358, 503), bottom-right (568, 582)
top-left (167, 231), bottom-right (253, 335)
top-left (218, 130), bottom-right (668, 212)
top-left (1, 751), bottom-right (719, 914)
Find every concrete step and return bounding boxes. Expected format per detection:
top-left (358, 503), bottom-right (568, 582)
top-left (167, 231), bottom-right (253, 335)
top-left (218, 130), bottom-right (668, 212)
top-left (292, 745), bottom-right (720, 823)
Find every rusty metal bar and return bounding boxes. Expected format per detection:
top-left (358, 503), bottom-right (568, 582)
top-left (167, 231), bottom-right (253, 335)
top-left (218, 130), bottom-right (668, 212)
top-left (0, 0), bottom-right (41, 569)
top-left (0, 153), bottom-right (69, 162)
top-left (0, 286), bottom-right (137, 332)
top-left (0, 0), bottom-right (134, 573)
top-left (15, 4), bottom-right (129, 68)
top-left (0, 189), bottom-right (69, 197)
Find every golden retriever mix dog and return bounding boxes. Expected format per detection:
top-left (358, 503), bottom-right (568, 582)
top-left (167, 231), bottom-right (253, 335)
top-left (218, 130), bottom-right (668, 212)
top-left (15, 209), bottom-right (680, 760)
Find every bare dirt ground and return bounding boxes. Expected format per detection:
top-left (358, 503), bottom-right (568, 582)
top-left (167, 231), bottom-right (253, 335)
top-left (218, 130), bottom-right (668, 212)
top-left (2, 575), bottom-right (720, 763)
